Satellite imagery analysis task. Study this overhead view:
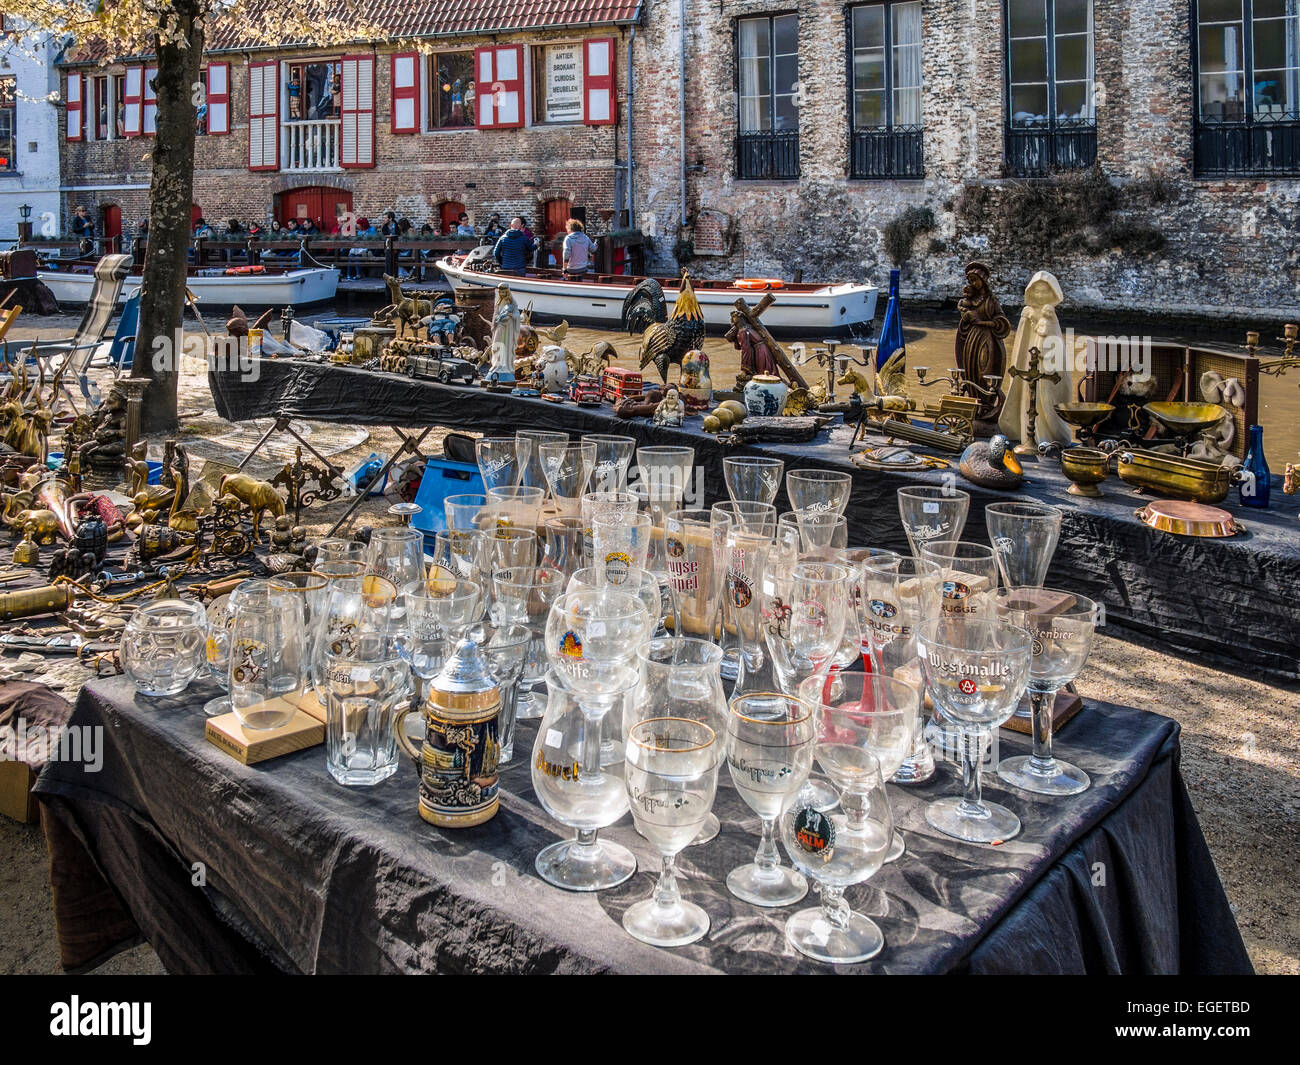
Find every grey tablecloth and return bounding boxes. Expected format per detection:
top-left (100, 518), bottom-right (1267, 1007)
top-left (34, 676), bottom-right (1250, 974)
top-left (209, 360), bottom-right (1300, 681)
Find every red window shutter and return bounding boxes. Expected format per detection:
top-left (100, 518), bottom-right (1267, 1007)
top-left (123, 66), bottom-right (142, 136)
top-left (206, 62), bottom-right (230, 135)
top-left (66, 73), bottom-right (83, 141)
top-left (143, 65), bottom-right (158, 136)
top-left (582, 37), bottom-right (616, 125)
top-left (390, 52), bottom-right (418, 134)
top-left (475, 45), bottom-right (523, 129)
top-left (341, 55), bottom-right (375, 167)
top-left (248, 60), bottom-right (279, 171)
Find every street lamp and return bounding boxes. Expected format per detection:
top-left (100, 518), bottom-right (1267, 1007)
top-left (17, 203), bottom-right (32, 243)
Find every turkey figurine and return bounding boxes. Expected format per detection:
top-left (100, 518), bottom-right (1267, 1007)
top-left (622, 272), bottom-right (706, 384)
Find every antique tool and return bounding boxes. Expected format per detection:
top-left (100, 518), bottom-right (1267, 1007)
top-left (1005, 346), bottom-right (1061, 459)
top-left (0, 632), bottom-right (85, 655)
top-left (1060, 447), bottom-right (1109, 497)
top-left (1115, 448), bottom-right (1240, 504)
top-left (0, 583), bottom-right (80, 621)
top-left (1134, 500), bottom-right (1244, 538)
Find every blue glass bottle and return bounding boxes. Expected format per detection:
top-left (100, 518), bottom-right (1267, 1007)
top-left (1238, 424), bottom-right (1271, 508)
top-left (876, 268), bottom-right (904, 370)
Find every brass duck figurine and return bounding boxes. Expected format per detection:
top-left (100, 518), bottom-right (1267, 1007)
top-left (958, 433), bottom-right (1024, 490)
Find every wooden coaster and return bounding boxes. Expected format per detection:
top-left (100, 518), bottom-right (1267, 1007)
top-left (205, 702), bottom-right (324, 765)
top-left (1000, 691), bottom-right (1084, 735)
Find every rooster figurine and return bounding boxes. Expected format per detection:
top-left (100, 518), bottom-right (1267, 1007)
top-left (622, 271), bottom-right (706, 384)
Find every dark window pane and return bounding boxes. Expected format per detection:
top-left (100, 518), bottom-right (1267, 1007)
top-left (1054, 0), bottom-right (1089, 34)
top-left (1199, 0), bottom-right (1243, 22)
top-left (774, 93), bottom-right (798, 130)
top-left (855, 90), bottom-right (886, 127)
top-left (1011, 39), bottom-right (1048, 83)
top-left (1199, 25), bottom-right (1244, 72)
top-left (1057, 82), bottom-right (1089, 118)
top-left (1056, 36), bottom-right (1089, 81)
top-left (432, 52), bottom-right (474, 129)
top-left (854, 5), bottom-right (885, 49)
top-left (773, 14), bottom-right (798, 56)
top-left (1011, 84), bottom-right (1050, 123)
top-left (1253, 26), bottom-right (1288, 70)
top-left (854, 50), bottom-right (886, 91)
top-left (1009, 0), bottom-right (1047, 37)
top-left (774, 55), bottom-right (799, 96)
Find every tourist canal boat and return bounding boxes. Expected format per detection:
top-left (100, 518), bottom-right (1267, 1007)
top-left (436, 254), bottom-right (878, 337)
top-left (38, 262), bottom-right (339, 309)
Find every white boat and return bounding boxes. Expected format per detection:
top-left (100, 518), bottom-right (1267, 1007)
top-left (436, 255), bottom-right (878, 337)
top-left (38, 264), bottom-right (339, 308)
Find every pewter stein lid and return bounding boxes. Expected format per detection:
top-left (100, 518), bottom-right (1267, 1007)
top-left (428, 635), bottom-right (500, 717)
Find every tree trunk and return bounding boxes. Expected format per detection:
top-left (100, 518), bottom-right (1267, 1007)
top-left (130, 4), bottom-right (204, 434)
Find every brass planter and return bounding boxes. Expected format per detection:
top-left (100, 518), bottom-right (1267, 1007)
top-left (1115, 449), bottom-right (1238, 504)
top-left (1060, 447), bottom-right (1109, 497)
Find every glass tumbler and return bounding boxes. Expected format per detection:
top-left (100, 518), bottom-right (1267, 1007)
top-left (121, 599), bottom-right (208, 697)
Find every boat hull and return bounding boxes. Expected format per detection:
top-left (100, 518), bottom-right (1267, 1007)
top-left (38, 267), bottom-right (339, 309)
top-left (436, 258), bottom-right (877, 337)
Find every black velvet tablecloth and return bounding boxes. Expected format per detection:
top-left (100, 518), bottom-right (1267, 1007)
top-left (210, 360), bottom-right (1300, 682)
top-left (34, 675), bottom-right (1250, 974)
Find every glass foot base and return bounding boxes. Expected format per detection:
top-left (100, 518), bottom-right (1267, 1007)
top-left (688, 812), bottom-right (720, 846)
top-left (785, 906), bottom-right (884, 964)
top-left (622, 897), bottom-right (710, 948)
top-left (727, 862), bottom-right (808, 908)
top-left (885, 829), bottom-right (905, 863)
top-left (720, 648), bottom-right (738, 681)
top-left (535, 837), bottom-right (636, 892)
top-left (326, 761), bottom-right (399, 787)
top-left (892, 749), bottom-right (936, 785)
top-left (925, 796), bottom-right (1021, 844)
top-left (997, 755), bottom-right (1090, 796)
top-left (203, 695), bottom-right (231, 718)
top-left (516, 687), bottom-right (545, 721)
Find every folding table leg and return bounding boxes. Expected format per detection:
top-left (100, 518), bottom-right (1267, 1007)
top-left (327, 426), bottom-right (433, 537)
top-left (233, 416), bottom-right (340, 474)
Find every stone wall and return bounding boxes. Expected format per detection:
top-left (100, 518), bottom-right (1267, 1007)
top-left (633, 0), bottom-right (1300, 320)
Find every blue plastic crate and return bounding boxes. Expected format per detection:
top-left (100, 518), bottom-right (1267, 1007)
top-left (411, 458), bottom-right (484, 548)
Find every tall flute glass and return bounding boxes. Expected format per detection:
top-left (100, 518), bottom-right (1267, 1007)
top-left (540, 441), bottom-right (597, 518)
top-left (475, 435), bottom-right (521, 492)
top-left (994, 588), bottom-right (1096, 796)
top-left (712, 501), bottom-right (777, 681)
top-left (517, 430), bottom-right (568, 508)
top-left (725, 692), bottom-right (817, 907)
top-left (724, 522), bottom-right (774, 697)
top-left (985, 502), bottom-right (1063, 588)
top-left (897, 485), bottom-right (970, 557)
top-left (917, 617), bottom-right (1033, 843)
top-left (860, 556), bottom-right (942, 785)
top-left (636, 445), bottom-right (696, 573)
top-left (623, 718), bottom-right (720, 947)
top-left (583, 433), bottom-right (637, 492)
top-left (724, 455), bottom-right (785, 505)
top-left (785, 468), bottom-right (853, 515)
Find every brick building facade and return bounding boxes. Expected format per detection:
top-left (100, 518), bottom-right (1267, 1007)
top-left (56, 1), bottom-right (1300, 318)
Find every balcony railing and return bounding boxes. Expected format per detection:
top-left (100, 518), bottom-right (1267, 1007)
top-left (1005, 121), bottom-right (1097, 177)
top-left (1195, 119), bottom-right (1300, 178)
top-left (850, 126), bottom-right (924, 179)
top-left (735, 130), bottom-right (800, 180)
top-left (284, 119), bottom-right (341, 172)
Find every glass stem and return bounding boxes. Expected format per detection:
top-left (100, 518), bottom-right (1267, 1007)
top-left (654, 853), bottom-right (682, 911)
top-left (958, 727), bottom-right (989, 817)
top-left (1028, 688), bottom-right (1057, 773)
top-left (754, 816), bottom-right (781, 877)
top-left (578, 704), bottom-right (606, 782)
top-left (820, 884), bottom-right (851, 930)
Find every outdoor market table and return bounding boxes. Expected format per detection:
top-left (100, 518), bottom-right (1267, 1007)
top-left (34, 675), bottom-right (1251, 974)
top-left (210, 358), bottom-right (1300, 682)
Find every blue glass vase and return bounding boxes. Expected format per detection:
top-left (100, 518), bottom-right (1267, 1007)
top-left (1238, 424), bottom-right (1271, 508)
top-left (876, 268), bottom-right (904, 370)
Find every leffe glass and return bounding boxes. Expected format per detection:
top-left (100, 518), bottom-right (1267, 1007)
top-left (491, 566), bottom-right (564, 720)
top-left (785, 468), bottom-right (853, 516)
top-left (630, 637), bottom-right (727, 845)
top-left (475, 435), bottom-right (521, 492)
top-left (227, 583), bottom-right (307, 731)
top-left (664, 508), bottom-right (725, 640)
top-left (917, 617), bottom-right (1033, 843)
top-left (583, 433), bottom-right (637, 492)
top-left (897, 485), bottom-right (971, 558)
top-left (799, 672), bottom-right (921, 862)
top-left (539, 440), bottom-right (597, 518)
top-left (723, 455), bottom-right (785, 505)
top-left (532, 670), bottom-right (638, 891)
top-left (780, 753), bottom-right (893, 964)
top-left (994, 588), bottom-right (1096, 796)
top-left (725, 692), bottom-right (817, 907)
top-left (919, 540), bottom-right (1000, 618)
top-left (623, 718), bottom-right (720, 947)
top-left (985, 502), bottom-right (1063, 588)
top-left (860, 555), bottom-right (942, 784)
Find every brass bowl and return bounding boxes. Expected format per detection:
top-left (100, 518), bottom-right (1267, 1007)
top-left (1143, 401), bottom-right (1227, 437)
top-left (1115, 448), bottom-right (1237, 503)
top-left (1060, 447), bottom-right (1109, 497)
top-left (1054, 402), bottom-right (1115, 430)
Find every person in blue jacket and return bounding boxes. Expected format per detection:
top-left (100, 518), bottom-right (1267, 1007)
top-left (493, 217), bottom-right (534, 274)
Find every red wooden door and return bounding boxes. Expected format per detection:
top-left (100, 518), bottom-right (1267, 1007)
top-left (191, 203), bottom-right (203, 228)
top-left (439, 201), bottom-right (465, 234)
top-left (101, 205), bottom-right (122, 251)
top-left (278, 186), bottom-right (352, 230)
top-left (543, 198), bottom-right (571, 240)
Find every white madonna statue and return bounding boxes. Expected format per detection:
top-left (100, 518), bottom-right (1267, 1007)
top-left (999, 271), bottom-right (1076, 448)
